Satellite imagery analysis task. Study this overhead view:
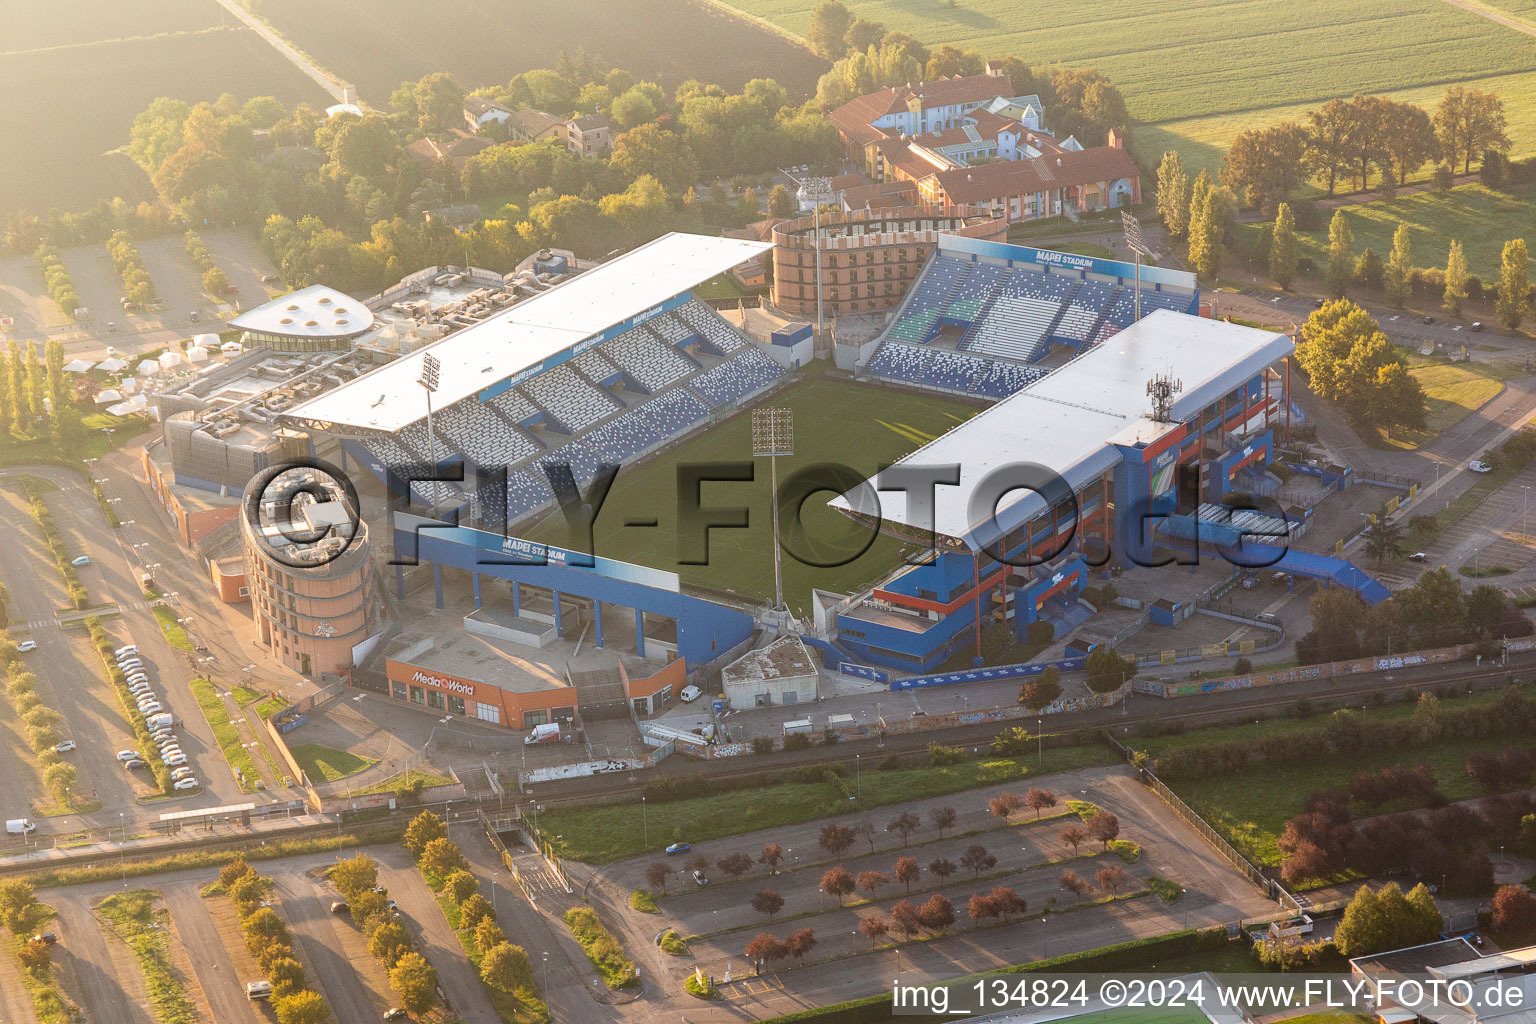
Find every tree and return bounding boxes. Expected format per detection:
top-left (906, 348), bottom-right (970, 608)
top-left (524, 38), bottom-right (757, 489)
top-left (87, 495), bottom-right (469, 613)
top-left (988, 886), bottom-right (1027, 920)
top-left (403, 811), bottom-right (445, 857)
top-left (645, 862), bottom-right (671, 892)
top-left (857, 870), bottom-right (890, 899)
top-left (820, 866), bottom-right (856, 905)
top-left (853, 821), bottom-right (877, 854)
top-left (1084, 645), bottom-right (1136, 693)
top-left (1385, 223), bottom-right (1412, 307)
top-left (1086, 812), bottom-right (1121, 849)
top-left (960, 844), bottom-right (996, 877)
top-left (807, 0), bottom-right (855, 57)
top-left (768, 185), bottom-right (796, 219)
top-left (1060, 870), bottom-right (1091, 901)
top-left (917, 893), bottom-right (955, 935)
top-left (893, 856), bottom-right (921, 893)
top-left (0, 879), bottom-right (37, 934)
top-left (1498, 238), bottom-right (1529, 331)
top-left (610, 124), bottom-right (699, 192)
top-left (1188, 179), bottom-right (1224, 280)
top-left (481, 942), bottom-right (534, 993)
top-left (759, 843), bottom-right (784, 873)
top-left (412, 72), bottom-right (464, 138)
top-left (784, 927), bottom-right (817, 963)
top-left (1326, 209), bottom-right (1354, 297)
top-left (1354, 248), bottom-right (1384, 292)
top-left (819, 824), bottom-right (856, 856)
top-left (1156, 151), bottom-right (1191, 238)
top-left (1270, 203), bottom-right (1297, 289)
top-left (889, 899), bottom-right (921, 939)
top-left (475, 918), bottom-right (506, 955)
top-left (1334, 881), bottom-right (1443, 957)
top-left (610, 86), bottom-right (661, 130)
top-left (717, 852), bottom-right (754, 880)
top-left (1096, 864), bottom-right (1128, 893)
top-left (927, 857), bottom-right (956, 883)
top-left (243, 907), bottom-right (289, 953)
top-left (1379, 100), bottom-right (1438, 187)
top-left (1491, 884), bottom-right (1536, 933)
top-left (1445, 239), bottom-right (1468, 316)
top-left (1060, 825), bottom-right (1087, 854)
top-left (968, 891), bottom-right (1001, 923)
top-left (389, 951), bottom-right (439, 1014)
top-left (368, 920), bottom-right (411, 969)
top-left (745, 933), bottom-right (787, 973)
top-left (859, 915), bottom-right (889, 947)
top-left (928, 806), bottom-right (957, 837)
top-left (989, 792), bottom-right (1025, 823)
top-left (220, 860), bottom-right (256, 891)
top-left (686, 853), bottom-right (710, 876)
top-left (419, 837), bottom-right (467, 877)
top-left (884, 810), bottom-right (915, 847)
top-left (844, 18), bottom-right (886, 52)
top-left (459, 894), bottom-right (493, 930)
top-left (1221, 122), bottom-right (1309, 214)
top-left (442, 869), bottom-right (478, 905)
top-left (1363, 508), bottom-right (1405, 562)
top-left (1026, 788), bottom-right (1058, 819)
top-left (751, 889), bottom-right (785, 919)
top-left (268, 956), bottom-right (307, 998)
top-left (1019, 677), bottom-right (1062, 712)
top-left (273, 989), bottom-right (330, 1024)
top-left (1435, 87), bottom-right (1510, 174)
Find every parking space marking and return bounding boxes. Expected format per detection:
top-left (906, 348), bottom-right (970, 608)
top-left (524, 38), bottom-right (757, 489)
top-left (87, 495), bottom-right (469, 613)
top-left (720, 975), bottom-right (786, 998)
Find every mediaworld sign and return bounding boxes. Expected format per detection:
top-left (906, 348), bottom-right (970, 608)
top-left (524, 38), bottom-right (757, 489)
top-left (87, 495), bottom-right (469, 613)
top-left (410, 669), bottom-right (476, 695)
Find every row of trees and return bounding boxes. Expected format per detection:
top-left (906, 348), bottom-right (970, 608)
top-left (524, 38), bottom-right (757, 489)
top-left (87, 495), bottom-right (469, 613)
top-left (1332, 881), bottom-right (1443, 957)
top-left (32, 244), bottom-right (79, 319)
top-left (219, 860), bottom-right (334, 1024)
top-left (1, 879), bottom-right (62, 996)
top-left (184, 230), bottom-right (229, 297)
top-left (0, 636), bottom-right (75, 810)
top-left (1293, 298), bottom-right (1426, 433)
top-left (106, 230), bottom-right (155, 306)
top-left (1, 338), bottom-right (85, 446)
top-left (1216, 88), bottom-right (1510, 214)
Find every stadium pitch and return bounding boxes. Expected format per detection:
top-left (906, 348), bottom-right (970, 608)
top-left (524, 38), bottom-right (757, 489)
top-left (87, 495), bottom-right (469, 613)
top-left (524, 374), bottom-right (980, 614)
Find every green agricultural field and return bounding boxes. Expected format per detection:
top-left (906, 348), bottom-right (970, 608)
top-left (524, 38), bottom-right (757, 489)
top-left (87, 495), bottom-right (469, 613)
top-left (1239, 183), bottom-right (1536, 282)
top-left (524, 375), bottom-right (981, 615)
top-left (0, 26), bottom-right (329, 214)
top-left (726, 0), bottom-right (1536, 122)
top-left (252, 0), bottom-right (827, 104)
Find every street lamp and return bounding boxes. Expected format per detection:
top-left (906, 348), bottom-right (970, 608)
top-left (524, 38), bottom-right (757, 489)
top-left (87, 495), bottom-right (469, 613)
top-left (854, 754), bottom-right (861, 802)
top-left (641, 794), bottom-right (648, 848)
top-left (490, 872), bottom-right (499, 913)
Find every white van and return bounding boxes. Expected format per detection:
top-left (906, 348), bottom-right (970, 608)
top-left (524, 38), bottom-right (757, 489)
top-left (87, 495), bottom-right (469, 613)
top-left (245, 980), bottom-right (272, 1000)
top-left (145, 713), bottom-right (173, 731)
top-left (524, 722), bottom-right (561, 744)
top-left (6, 818), bottom-right (37, 835)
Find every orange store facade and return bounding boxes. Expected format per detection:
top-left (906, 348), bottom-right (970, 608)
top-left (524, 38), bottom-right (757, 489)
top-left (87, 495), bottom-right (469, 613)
top-left (383, 659), bottom-right (577, 730)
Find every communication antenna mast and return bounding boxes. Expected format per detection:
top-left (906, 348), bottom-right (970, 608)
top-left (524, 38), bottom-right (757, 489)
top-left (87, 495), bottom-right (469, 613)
top-left (1147, 373), bottom-right (1183, 423)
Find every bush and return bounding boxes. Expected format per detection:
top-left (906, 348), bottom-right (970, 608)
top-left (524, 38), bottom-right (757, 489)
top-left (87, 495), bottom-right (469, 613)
top-left (1233, 657), bottom-right (1253, 675)
top-left (1026, 620), bottom-right (1056, 646)
top-left (783, 733), bottom-right (811, 751)
top-left (752, 736), bottom-right (774, 755)
top-left (927, 743), bottom-right (963, 767)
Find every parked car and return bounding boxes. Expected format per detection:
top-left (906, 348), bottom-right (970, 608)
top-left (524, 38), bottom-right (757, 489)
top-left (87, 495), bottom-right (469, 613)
top-left (1422, 315), bottom-right (1435, 324)
top-left (188, 310), bottom-right (199, 322)
top-left (1472, 321), bottom-right (1485, 332)
top-left (1408, 552), bottom-right (1428, 562)
top-left (123, 759), bottom-right (146, 771)
top-left (171, 767), bottom-right (195, 781)
top-left (1469, 459), bottom-right (1493, 473)
top-left (261, 274), bottom-right (280, 285)
top-left (693, 870), bottom-right (708, 886)
top-left (138, 703), bottom-right (163, 715)
top-left (116, 750), bottom-right (141, 762)
top-left (106, 322), bottom-right (117, 332)
top-left (330, 901), bottom-right (349, 914)
top-left (53, 741), bottom-right (75, 753)
top-left (665, 842), bottom-right (691, 855)
top-left (115, 645), bottom-right (138, 657)
top-left (16, 641), bottom-right (37, 653)
top-left (31, 932), bottom-right (56, 945)
top-left (173, 779), bottom-right (199, 791)
top-left (164, 755), bottom-right (188, 767)
top-left (70, 556), bottom-right (91, 567)
top-left (384, 1010), bottom-right (409, 1021)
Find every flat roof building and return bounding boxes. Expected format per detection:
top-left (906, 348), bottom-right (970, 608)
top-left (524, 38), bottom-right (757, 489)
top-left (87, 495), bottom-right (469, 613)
top-left (230, 285), bottom-right (376, 353)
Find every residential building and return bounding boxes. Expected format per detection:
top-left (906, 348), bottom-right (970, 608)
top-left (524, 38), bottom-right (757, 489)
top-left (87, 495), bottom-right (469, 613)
top-left (565, 115), bottom-right (613, 158)
top-left (509, 107), bottom-right (565, 144)
top-left (463, 95), bottom-right (513, 131)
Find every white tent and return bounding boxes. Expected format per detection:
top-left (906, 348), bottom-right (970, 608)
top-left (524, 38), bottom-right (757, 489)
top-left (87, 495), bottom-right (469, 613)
top-left (136, 359), bottom-right (159, 376)
top-left (95, 357), bottom-right (128, 373)
top-left (220, 341), bottom-right (243, 355)
top-left (186, 346), bottom-right (210, 364)
top-left (119, 377), bottom-right (137, 394)
top-left (94, 389), bottom-right (122, 405)
top-left (193, 333), bottom-right (220, 348)
top-left (62, 358), bottom-right (94, 373)
top-left (157, 350), bottom-right (183, 369)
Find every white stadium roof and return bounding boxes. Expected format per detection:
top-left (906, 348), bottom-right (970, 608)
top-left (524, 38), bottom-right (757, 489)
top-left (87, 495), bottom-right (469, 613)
top-left (288, 233), bottom-right (772, 432)
top-left (833, 310), bottom-right (1294, 544)
top-left (230, 284), bottom-right (374, 339)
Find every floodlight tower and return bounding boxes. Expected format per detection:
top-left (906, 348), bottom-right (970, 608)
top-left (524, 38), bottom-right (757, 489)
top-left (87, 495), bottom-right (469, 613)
top-left (795, 176), bottom-right (837, 345)
top-left (417, 352), bottom-right (441, 507)
top-left (752, 407), bottom-right (794, 614)
top-left (1121, 209), bottom-right (1154, 324)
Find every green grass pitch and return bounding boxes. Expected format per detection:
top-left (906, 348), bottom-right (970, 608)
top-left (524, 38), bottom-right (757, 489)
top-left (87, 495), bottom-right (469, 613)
top-left (523, 374), bottom-right (981, 615)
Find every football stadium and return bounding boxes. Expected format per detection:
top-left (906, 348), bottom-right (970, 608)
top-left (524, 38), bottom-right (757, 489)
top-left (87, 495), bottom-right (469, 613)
top-left (282, 229), bottom-right (1356, 699)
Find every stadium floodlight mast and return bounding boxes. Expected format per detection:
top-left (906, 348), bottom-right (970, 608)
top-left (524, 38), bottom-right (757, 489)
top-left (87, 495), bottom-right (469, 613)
top-left (1121, 209), bottom-right (1154, 324)
top-left (752, 407), bottom-right (794, 614)
top-left (417, 352), bottom-right (441, 506)
top-left (795, 175), bottom-right (837, 345)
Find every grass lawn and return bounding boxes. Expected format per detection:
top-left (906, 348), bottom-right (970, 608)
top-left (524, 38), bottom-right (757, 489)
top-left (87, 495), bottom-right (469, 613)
top-left (287, 742), bottom-right (378, 783)
top-left (1375, 361), bottom-right (1504, 448)
top-left (1139, 684), bottom-right (1536, 866)
top-left (96, 890), bottom-right (198, 1024)
top-left (694, 273), bottom-right (746, 300)
top-left (231, 684), bottom-right (288, 720)
top-left (151, 605), bottom-right (192, 652)
top-left (1239, 183), bottom-right (1536, 282)
top-left (353, 768), bottom-right (456, 795)
top-left (524, 376), bottom-right (980, 615)
top-left (540, 743), bottom-right (1112, 864)
top-left (187, 677), bottom-right (259, 792)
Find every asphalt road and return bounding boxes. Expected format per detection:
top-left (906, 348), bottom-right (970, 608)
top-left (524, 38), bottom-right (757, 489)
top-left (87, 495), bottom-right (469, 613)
top-left (272, 865), bottom-right (382, 1024)
top-left (49, 890), bottom-right (152, 1024)
top-left (161, 883), bottom-right (263, 1024)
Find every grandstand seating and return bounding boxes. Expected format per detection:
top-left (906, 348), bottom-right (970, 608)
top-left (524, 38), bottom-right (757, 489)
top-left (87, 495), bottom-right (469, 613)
top-left (887, 256), bottom-right (971, 341)
top-left (396, 421), bottom-right (440, 462)
top-left (641, 387), bottom-right (710, 435)
top-left (866, 341), bottom-right (932, 380)
top-left (488, 387), bottom-right (540, 425)
top-left (974, 359), bottom-right (1047, 399)
top-left (361, 436), bottom-right (423, 471)
top-left (535, 441), bottom-right (600, 489)
top-left (503, 468), bottom-right (556, 522)
top-left (863, 340), bottom-right (1049, 400)
top-left (571, 348), bottom-right (623, 385)
top-left (1051, 302), bottom-right (1102, 343)
top-left (601, 324), bottom-right (699, 393)
top-left (677, 301), bottom-right (747, 354)
top-left (518, 364), bottom-right (621, 432)
top-left (688, 349), bottom-right (780, 407)
top-left (943, 263), bottom-right (1003, 321)
top-left (582, 410), bottom-right (664, 465)
top-left (435, 399), bottom-right (543, 466)
top-left (962, 295), bottom-right (1053, 361)
top-left (921, 348), bottom-right (991, 392)
top-left (650, 311), bottom-right (698, 345)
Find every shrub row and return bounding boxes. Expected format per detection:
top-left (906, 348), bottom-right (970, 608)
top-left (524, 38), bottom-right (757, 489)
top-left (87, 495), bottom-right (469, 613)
top-left (31, 244), bottom-right (79, 319)
top-left (0, 639), bottom-right (75, 807)
top-left (107, 230), bottom-right (154, 306)
top-left (19, 477), bottom-right (87, 609)
top-left (184, 231), bottom-right (228, 297)
top-left (217, 861), bottom-right (331, 1023)
top-left (85, 618), bottom-right (172, 793)
top-left (96, 890), bottom-right (200, 1024)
